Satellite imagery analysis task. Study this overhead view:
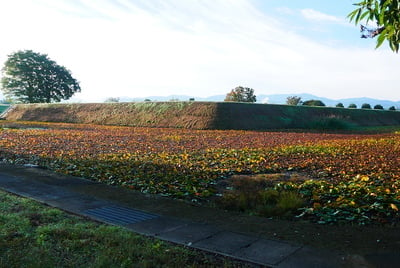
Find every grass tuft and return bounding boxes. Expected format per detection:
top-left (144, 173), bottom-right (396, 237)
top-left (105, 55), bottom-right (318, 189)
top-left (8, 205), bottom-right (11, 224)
top-left (216, 175), bottom-right (304, 217)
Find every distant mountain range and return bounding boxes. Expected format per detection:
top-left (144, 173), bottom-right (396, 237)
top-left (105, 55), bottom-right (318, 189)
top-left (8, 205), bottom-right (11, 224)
top-left (2, 92), bottom-right (398, 109)
top-left (126, 93), bottom-right (400, 109)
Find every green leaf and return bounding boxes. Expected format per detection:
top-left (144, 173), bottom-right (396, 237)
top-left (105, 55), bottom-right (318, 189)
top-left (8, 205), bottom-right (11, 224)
top-left (360, 10), bottom-right (370, 21)
top-left (376, 30), bottom-right (386, 48)
top-left (348, 9), bottom-right (360, 22)
top-left (355, 8), bottom-right (363, 23)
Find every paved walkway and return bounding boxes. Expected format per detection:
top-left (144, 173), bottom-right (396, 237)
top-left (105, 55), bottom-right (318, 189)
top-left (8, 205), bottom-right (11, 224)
top-left (0, 164), bottom-right (349, 267)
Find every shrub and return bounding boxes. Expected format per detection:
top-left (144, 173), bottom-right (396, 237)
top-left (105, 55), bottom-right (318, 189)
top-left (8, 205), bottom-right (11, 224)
top-left (389, 106), bottom-right (396, 111)
top-left (348, 103), bottom-right (357, 109)
top-left (216, 175), bottom-right (304, 217)
top-left (336, 103), bottom-right (344, 108)
top-left (302, 100), bottom-right (326, 107)
top-left (374, 104), bottom-right (384, 110)
top-left (361, 103), bottom-right (371, 109)
top-left (308, 118), bottom-right (353, 130)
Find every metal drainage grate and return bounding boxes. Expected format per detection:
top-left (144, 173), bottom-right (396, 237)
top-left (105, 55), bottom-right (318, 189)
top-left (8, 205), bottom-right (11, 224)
top-left (84, 205), bottom-right (159, 225)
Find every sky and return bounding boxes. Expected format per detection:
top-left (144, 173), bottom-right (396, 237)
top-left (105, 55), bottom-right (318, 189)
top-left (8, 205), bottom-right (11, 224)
top-left (0, 0), bottom-right (399, 102)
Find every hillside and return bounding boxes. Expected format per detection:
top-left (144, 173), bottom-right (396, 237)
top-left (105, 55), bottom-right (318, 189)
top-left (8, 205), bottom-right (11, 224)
top-left (2, 102), bottom-right (400, 130)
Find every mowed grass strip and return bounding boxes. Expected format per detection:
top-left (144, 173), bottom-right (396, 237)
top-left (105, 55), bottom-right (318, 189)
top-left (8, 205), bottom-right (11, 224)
top-left (0, 190), bottom-right (248, 268)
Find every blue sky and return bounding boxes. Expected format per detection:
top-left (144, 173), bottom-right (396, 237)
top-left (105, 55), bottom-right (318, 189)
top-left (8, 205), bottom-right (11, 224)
top-left (0, 0), bottom-right (399, 102)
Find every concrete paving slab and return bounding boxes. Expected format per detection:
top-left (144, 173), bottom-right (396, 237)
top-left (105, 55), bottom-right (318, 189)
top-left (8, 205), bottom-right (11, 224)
top-left (235, 238), bottom-right (301, 266)
top-left (0, 173), bottom-right (23, 183)
top-left (0, 180), bottom-right (76, 201)
top-left (277, 246), bottom-right (343, 268)
top-left (44, 194), bottom-right (110, 214)
top-left (24, 188), bottom-right (78, 202)
top-left (193, 231), bottom-right (258, 255)
top-left (156, 223), bottom-right (221, 245)
top-left (127, 216), bottom-right (188, 236)
top-left (33, 174), bottom-right (99, 187)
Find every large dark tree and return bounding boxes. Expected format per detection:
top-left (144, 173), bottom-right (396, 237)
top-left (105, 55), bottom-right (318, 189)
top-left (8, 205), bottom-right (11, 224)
top-left (1, 50), bottom-right (81, 103)
top-left (348, 0), bottom-right (400, 52)
top-left (224, 86), bottom-right (256, 103)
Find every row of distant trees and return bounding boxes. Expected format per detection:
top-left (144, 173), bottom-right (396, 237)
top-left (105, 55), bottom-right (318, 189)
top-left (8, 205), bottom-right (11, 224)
top-left (285, 96), bottom-right (396, 111)
top-left (222, 89), bottom-right (397, 111)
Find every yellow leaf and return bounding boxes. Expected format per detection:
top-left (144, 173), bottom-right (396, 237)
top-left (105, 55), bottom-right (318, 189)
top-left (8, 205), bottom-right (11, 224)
top-left (360, 176), bottom-right (369, 182)
top-left (390, 203), bottom-right (399, 211)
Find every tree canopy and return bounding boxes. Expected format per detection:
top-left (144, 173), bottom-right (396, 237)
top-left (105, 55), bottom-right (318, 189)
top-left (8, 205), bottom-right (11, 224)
top-left (224, 86), bottom-right (257, 103)
top-left (348, 0), bottom-right (400, 52)
top-left (1, 50), bottom-right (81, 103)
top-left (361, 103), bottom-right (372, 109)
top-left (286, 96), bottom-right (302, 106)
top-left (336, 102), bottom-right (345, 108)
top-left (302, 99), bottom-right (326, 107)
top-left (348, 103), bottom-right (358, 108)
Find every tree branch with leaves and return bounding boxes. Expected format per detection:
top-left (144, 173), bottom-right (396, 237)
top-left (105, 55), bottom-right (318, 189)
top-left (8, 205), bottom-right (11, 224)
top-left (348, 0), bottom-right (400, 52)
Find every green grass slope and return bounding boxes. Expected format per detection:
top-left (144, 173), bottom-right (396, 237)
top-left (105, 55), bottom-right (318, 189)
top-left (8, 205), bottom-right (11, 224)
top-left (0, 104), bottom-right (9, 114)
top-left (4, 102), bottom-right (400, 130)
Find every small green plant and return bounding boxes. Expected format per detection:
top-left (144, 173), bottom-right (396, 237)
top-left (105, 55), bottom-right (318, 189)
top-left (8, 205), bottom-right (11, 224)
top-left (276, 191), bottom-right (304, 211)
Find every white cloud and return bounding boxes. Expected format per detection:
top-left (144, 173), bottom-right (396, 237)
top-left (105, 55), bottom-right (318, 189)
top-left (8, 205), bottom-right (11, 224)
top-left (261, 97), bottom-right (269, 103)
top-left (301, 8), bottom-right (344, 24)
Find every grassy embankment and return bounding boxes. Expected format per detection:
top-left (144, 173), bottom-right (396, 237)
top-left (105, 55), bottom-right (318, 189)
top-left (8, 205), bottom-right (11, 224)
top-left (0, 104), bottom-right (9, 114)
top-left (3, 101), bottom-right (400, 130)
